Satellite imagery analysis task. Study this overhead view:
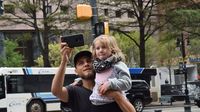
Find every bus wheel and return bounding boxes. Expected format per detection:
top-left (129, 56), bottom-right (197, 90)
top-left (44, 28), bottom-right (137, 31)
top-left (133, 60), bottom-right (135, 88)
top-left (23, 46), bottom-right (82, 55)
top-left (26, 98), bottom-right (46, 112)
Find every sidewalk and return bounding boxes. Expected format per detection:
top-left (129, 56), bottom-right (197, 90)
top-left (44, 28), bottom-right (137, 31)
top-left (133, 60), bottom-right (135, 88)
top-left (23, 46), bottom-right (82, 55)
top-left (144, 101), bottom-right (199, 112)
top-left (147, 101), bottom-right (195, 107)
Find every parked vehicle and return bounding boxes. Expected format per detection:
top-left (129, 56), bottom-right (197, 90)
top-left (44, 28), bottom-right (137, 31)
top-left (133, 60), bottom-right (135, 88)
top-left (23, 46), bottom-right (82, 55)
top-left (194, 93), bottom-right (200, 107)
top-left (160, 81), bottom-right (200, 106)
top-left (126, 80), bottom-right (152, 112)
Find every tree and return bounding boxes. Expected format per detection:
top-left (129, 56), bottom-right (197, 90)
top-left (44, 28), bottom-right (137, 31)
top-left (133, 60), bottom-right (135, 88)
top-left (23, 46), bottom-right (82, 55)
top-left (35, 42), bottom-right (90, 67)
top-left (167, 9), bottom-right (200, 37)
top-left (0, 39), bottom-right (23, 67)
top-left (98, 0), bottom-right (170, 67)
top-left (114, 31), bottom-right (158, 67)
top-left (99, 0), bottom-right (197, 67)
top-left (164, 0), bottom-right (200, 74)
top-left (1, 0), bottom-right (76, 67)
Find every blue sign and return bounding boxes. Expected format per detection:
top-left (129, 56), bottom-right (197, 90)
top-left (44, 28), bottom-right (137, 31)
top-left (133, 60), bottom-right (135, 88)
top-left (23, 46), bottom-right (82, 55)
top-left (189, 57), bottom-right (200, 63)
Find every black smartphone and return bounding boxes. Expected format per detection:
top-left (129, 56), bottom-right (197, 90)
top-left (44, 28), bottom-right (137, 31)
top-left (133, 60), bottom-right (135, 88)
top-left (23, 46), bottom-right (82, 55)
top-left (61, 34), bottom-right (84, 48)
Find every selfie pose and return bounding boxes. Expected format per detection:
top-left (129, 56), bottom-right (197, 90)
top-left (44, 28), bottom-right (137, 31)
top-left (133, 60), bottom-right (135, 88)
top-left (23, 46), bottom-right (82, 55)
top-left (51, 39), bottom-right (136, 112)
top-left (90, 35), bottom-right (132, 112)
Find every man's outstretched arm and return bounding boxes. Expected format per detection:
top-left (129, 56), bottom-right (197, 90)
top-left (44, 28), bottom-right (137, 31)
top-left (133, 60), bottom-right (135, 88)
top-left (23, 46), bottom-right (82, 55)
top-left (51, 43), bottom-right (73, 102)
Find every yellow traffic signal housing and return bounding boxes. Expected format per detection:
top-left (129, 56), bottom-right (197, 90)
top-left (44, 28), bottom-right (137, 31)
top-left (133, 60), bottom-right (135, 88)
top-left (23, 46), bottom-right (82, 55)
top-left (94, 22), bottom-right (109, 37)
top-left (76, 4), bottom-right (92, 20)
top-left (104, 22), bottom-right (109, 35)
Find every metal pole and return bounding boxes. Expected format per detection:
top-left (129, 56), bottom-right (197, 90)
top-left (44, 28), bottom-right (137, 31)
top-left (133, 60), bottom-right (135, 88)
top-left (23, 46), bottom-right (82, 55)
top-left (90, 0), bottom-right (98, 38)
top-left (0, 32), bottom-right (5, 60)
top-left (181, 34), bottom-right (190, 105)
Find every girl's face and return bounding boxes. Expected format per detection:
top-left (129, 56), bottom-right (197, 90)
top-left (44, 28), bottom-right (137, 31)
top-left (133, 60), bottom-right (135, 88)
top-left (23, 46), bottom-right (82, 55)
top-left (94, 40), bottom-right (112, 60)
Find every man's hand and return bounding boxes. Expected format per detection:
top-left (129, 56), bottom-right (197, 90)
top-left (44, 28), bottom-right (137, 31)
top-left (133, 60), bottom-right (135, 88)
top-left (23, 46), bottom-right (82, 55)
top-left (60, 42), bottom-right (73, 62)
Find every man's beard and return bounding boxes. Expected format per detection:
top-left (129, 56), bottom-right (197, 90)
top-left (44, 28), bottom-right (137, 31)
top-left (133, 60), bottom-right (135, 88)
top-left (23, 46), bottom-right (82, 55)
top-left (80, 72), bottom-right (95, 80)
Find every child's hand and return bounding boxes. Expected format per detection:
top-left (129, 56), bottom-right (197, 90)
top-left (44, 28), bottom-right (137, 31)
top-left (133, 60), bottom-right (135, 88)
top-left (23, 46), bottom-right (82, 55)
top-left (99, 81), bottom-right (110, 95)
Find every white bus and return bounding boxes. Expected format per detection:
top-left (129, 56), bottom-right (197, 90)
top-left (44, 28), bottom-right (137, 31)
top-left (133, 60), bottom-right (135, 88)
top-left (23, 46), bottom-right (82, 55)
top-left (0, 67), bottom-right (77, 112)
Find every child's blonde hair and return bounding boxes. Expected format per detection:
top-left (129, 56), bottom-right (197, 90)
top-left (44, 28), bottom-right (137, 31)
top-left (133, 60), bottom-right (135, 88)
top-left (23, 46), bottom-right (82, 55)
top-left (90, 35), bottom-right (125, 61)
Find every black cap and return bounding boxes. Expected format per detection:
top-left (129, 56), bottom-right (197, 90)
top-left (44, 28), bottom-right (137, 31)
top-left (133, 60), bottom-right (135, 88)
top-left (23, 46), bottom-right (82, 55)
top-left (74, 51), bottom-right (92, 67)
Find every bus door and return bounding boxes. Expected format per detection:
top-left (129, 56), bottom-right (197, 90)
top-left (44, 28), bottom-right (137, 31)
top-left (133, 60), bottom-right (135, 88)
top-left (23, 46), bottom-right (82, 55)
top-left (0, 75), bottom-right (6, 112)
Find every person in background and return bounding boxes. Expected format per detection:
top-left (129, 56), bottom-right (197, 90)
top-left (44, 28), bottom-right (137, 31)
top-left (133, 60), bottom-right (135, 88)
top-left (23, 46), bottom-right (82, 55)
top-left (89, 35), bottom-right (132, 112)
top-left (51, 42), bottom-right (135, 112)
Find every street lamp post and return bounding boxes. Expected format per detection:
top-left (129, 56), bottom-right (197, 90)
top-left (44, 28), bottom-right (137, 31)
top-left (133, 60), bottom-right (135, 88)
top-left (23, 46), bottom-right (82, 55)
top-left (177, 33), bottom-right (190, 105)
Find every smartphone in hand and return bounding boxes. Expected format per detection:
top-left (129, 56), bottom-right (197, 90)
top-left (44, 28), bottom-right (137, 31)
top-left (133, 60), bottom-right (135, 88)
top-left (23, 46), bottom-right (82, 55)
top-left (61, 34), bottom-right (84, 48)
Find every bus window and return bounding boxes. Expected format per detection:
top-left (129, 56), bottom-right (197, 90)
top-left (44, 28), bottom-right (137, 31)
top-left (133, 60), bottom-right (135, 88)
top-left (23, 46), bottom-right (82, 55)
top-left (6, 74), bottom-right (78, 93)
top-left (0, 76), bottom-right (5, 99)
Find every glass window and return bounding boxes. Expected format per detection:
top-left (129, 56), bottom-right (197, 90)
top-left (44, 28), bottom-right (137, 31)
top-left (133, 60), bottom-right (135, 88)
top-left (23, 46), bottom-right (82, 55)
top-left (115, 10), bottom-right (121, 18)
top-left (6, 74), bottom-right (78, 93)
top-left (128, 10), bottom-right (134, 18)
top-left (60, 5), bottom-right (69, 14)
top-left (132, 82), bottom-right (148, 89)
top-left (104, 9), bottom-right (108, 16)
top-left (0, 76), bottom-right (5, 99)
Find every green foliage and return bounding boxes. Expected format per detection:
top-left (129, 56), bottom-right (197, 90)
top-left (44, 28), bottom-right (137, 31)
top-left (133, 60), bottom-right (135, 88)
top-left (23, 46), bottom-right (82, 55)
top-left (0, 39), bottom-right (23, 67)
top-left (168, 9), bottom-right (200, 26)
top-left (158, 32), bottom-right (179, 66)
top-left (188, 37), bottom-right (200, 56)
top-left (114, 31), bottom-right (158, 67)
top-left (167, 9), bottom-right (200, 36)
top-left (35, 42), bottom-right (60, 67)
top-left (35, 42), bottom-right (90, 67)
top-left (4, 4), bottom-right (15, 13)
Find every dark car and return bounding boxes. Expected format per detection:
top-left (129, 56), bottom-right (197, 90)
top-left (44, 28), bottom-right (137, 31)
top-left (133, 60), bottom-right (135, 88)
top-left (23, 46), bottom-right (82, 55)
top-left (126, 80), bottom-right (152, 112)
top-left (194, 93), bottom-right (200, 107)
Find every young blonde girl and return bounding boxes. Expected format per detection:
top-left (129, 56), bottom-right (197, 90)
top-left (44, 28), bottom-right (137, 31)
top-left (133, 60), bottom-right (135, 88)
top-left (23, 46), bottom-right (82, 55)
top-left (90, 35), bottom-right (132, 112)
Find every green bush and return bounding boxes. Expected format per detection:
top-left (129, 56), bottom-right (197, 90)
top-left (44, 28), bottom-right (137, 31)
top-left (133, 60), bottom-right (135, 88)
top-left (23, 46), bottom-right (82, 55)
top-left (0, 39), bottom-right (24, 67)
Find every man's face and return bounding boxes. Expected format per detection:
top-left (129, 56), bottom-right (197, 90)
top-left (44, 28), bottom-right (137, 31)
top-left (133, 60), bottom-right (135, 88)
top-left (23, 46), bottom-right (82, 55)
top-left (75, 56), bottom-right (95, 80)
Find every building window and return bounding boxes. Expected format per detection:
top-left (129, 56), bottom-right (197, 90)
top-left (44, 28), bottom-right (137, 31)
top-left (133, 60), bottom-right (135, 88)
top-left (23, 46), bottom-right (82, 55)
top-left (128, 10), bottom-right (134, 18)
top-left (36, 0), bottom-right (41, 6)
top-left (115, 10), bottom-right (121, 18)
top-left (60, 5), bottom-right (69, 14)
top-left (104, 9), bottom-right (108, 16)
top-left (46, 5), bottom-right (52, 14)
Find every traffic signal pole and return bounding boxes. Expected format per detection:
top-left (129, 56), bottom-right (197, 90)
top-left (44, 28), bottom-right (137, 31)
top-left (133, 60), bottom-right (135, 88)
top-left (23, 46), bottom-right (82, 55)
top-left (180, 34), bottom-right (190, 105)
top-left (177, 33), bottom-right (191, 112)
top-left (89, 0), bottom-right (98, 38)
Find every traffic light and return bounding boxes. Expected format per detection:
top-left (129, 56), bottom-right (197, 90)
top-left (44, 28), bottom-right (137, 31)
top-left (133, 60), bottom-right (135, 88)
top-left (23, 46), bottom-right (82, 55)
top-left (76, 4), bottom-right (92, 20)
top-left (94, 22), bottom-right (109, 37)
top-left (0, 0), bottom-right (3, 15)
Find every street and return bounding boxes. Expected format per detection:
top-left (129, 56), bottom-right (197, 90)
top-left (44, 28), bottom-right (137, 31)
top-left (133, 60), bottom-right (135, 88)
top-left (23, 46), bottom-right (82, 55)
top-left (143, 101), bottom-right (200, 112)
